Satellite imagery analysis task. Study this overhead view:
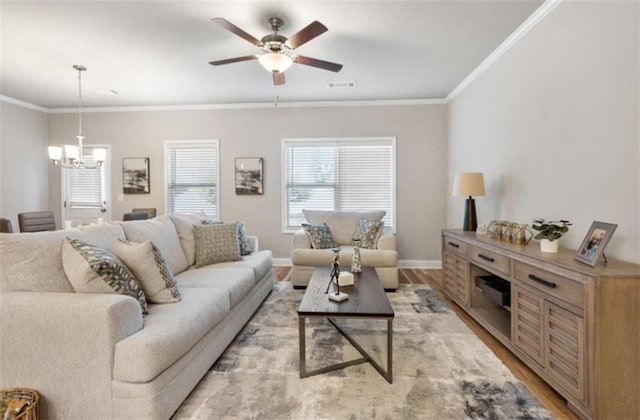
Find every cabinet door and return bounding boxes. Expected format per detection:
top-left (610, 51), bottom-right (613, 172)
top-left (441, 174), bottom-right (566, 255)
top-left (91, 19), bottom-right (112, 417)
top-left (544, 302), bottom-right (585, 402)
top-left (512, 285), bottom-right (545, 366)
top-left (443, 252), bottom-right (469, 306)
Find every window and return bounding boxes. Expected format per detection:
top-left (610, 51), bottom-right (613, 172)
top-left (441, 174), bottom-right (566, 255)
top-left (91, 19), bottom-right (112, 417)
top-left (63, 146), bottom-right (109, 221)
top-left (165, 140), bottom-right (219, 219)
top-left (282, 137), bottom-right (396, 231)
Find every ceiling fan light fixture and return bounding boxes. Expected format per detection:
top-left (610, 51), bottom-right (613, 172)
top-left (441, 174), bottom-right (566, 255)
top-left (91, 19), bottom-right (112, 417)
top-left (258, 52), bottom-right (293, 73)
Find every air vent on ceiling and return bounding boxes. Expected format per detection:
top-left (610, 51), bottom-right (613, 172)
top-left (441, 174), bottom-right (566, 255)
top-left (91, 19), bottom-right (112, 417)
top-left (327, 81), bottom-right (356, 89)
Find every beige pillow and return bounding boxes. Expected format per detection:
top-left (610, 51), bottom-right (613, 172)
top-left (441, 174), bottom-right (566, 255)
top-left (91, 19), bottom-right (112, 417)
top-left (114, 239), bottom-right (181, 304)
top-left (62, 238), bottom-right (148, 315)
top-left (194, 223), bottom-right (241, 267)
top-left (169, 213), bottom-right (209, 266)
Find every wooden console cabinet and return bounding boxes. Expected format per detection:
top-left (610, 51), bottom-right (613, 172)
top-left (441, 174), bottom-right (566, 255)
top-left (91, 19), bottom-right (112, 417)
top-left (441, 229), bottom-right (639, 419)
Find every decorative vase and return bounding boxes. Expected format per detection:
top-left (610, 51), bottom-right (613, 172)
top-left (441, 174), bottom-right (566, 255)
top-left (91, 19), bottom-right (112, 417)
top-left (540, 239), bottom-right (559, 253)
top-left (351, 239), bottom-right (362, 273)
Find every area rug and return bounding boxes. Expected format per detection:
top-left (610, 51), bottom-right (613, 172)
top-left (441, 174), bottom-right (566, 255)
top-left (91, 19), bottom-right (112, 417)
top-left (173, 283), bottom-right (552, 419)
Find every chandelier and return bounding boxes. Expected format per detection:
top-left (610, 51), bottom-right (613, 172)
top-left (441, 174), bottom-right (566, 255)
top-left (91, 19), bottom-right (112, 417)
top-left (48, 65), bottom-right (106, 169)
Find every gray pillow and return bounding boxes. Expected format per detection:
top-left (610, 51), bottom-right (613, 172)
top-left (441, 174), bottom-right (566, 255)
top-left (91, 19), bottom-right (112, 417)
top-left (302, 223), bottom-right (339, 249)
top-left (62, 238), bottom-right (148, 315)
top-left (194, 223), bottom-right (241, 267)
top-left (114, 239), bottom-right (181, 304)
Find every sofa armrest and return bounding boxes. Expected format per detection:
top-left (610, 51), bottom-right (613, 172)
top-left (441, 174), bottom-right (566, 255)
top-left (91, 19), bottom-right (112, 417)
top-left (246, 235), bottom-right (259, 252)
top-left (0, 292), bottom-right (143, 419)
top-left (377, 232), bottom-right (396, 251)
top-left (292, 229), bottom-right (312, 249)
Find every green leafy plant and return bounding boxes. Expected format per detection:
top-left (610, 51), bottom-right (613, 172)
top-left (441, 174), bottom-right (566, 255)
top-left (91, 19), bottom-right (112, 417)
top-left (531, 218), bottom-right (572, 241)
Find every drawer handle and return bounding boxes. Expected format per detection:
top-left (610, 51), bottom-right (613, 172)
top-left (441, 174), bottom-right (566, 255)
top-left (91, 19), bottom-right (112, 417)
top-left (448, 241), bottom-right (460, 248)
top-left (528, 274), bottom-right (557, 288)
top-left (478, 253), bottom-right (495, 263)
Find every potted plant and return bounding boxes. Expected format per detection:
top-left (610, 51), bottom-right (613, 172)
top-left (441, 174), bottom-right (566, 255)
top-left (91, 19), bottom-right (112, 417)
top-left (531, 218), bottom-right (572, 253)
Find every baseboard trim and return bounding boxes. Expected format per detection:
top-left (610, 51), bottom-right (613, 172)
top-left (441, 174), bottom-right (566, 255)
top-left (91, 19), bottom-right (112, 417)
top-left (274, 258), bottom-right (442, 270)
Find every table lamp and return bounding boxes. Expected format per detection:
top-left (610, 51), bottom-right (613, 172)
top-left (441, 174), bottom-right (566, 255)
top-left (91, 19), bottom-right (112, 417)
top-left (453, 172), bottom-right (485, 231)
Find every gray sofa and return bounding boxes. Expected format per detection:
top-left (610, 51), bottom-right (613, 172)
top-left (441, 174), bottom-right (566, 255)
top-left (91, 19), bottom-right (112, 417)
top-left (291, 210), bottom-right (398, 289)
top-left (0, 214), bottom-right (273, 419)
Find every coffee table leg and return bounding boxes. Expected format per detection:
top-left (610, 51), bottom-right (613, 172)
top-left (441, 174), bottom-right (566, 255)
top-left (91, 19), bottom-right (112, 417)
top-left (299, 316), bottom-right (306, 378)
top-left (387, 319), bottom-right (393, 383)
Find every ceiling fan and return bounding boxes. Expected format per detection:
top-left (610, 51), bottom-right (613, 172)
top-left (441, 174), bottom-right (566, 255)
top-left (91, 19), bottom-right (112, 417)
top-left (209, 17), bottom-right (343, 86)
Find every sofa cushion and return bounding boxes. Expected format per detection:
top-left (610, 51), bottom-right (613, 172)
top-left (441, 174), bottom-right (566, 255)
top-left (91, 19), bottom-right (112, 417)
top-left (62, 238), bottom-right (148, 315)
top-left (121, 216), bottom-right (189, 275)
top-left (291, 247), bottom-right (398, 267)
top-left (353, 219), bottom-right (384, 249)
top-left (302, 210), bottom-right (386, 245)
top-left (0, 223), bottom-right (126, 293)
top-left (212, 250), bottom-right (273, 283)
top-left (194, 223), bottom-right (241, 267)
top-left (114, 240), bottom-right (181, 304)
top-left (169, 213), bottom-right (208, 267)
top-left (113, 287), bottom-right (230, 383)
top-left (175, 266), bottom-right (255, 308)
top-left (302, 223), bottom-right (338, 249)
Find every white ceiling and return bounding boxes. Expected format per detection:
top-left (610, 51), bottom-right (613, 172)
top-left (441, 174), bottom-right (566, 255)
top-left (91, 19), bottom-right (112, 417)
top-left (0, 1), bottom-right (544, 109)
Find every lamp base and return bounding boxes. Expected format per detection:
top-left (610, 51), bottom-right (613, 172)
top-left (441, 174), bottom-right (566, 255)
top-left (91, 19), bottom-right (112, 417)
top-left (328, 292), bottom-right (349, 302)
top-left (463, 197), bottom-right (478, 231)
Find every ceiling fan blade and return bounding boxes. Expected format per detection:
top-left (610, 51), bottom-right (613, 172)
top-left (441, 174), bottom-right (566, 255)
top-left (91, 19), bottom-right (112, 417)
top-left (209, 55), bottom-right (257, 66)
top-left (294, 55), bottom-right (343, 72)
top-left (286, 21), bottom-right (328, 49)
top-left (211, 17), bottom-right (261, 46)
top-left (273, 71), bottom-right (286, 86)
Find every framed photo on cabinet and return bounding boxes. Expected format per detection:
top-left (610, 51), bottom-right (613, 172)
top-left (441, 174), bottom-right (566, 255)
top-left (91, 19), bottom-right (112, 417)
top-left (575, 221), bottom-right (617, 266)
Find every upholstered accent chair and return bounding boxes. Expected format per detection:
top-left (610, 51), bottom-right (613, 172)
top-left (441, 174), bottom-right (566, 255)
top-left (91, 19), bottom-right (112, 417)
top-left (18, 211), bottom-right (56, 233)
top-left (291, 210), bottom-right (398, 290)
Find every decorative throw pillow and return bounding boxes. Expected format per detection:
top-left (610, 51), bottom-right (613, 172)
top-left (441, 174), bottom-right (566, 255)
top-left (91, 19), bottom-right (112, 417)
top-left (62, 238), bottom-right (148, 315)
top-left (202, 220), bottom-right (253, 256)
top-left (114, 239), bottom-right (181, 304)
top-left (353, 219), bottom-right (384, 249)
top-left (194, 223), bottom-right (241, 267)
top-left (302, 223), bottom-right (339, 249)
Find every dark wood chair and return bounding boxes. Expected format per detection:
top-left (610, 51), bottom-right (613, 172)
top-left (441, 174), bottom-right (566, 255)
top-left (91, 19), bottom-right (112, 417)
top-left (18, 211), bottom-right (56, 233)
top-left (0, 218), bottom-right (14, 233)
top-left (123, 212), bottom-right (149, 221)
top-left (132, 208), bottom-right (157, 218)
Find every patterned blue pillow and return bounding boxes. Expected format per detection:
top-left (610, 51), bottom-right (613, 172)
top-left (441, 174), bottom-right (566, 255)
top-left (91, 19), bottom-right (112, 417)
top-left (353, 219), bottom-right (384, 249)
top-left (62, 238), bottom-right (148, 315)
top-left (302, 223), bottom-right (339, 249)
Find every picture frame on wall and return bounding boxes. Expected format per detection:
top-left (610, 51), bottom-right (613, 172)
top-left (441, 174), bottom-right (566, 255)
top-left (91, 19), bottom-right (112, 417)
top-left (235, 157), bottom-right (263, 195)
top-left (575, 221), bottom-right (617, 266)
top-left (123, 157), bottom-right (150, 194)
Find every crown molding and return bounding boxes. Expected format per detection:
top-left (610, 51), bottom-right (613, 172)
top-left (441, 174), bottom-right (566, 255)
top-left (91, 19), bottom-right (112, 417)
top-left (446, 0), bottom-right (563, 102)
top-left (0, 95), bottom-right (48, 113)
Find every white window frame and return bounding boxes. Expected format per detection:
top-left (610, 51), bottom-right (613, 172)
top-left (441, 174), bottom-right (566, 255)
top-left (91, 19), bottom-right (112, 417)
top-left (60, 144), bottom-right (111, 222)
top-left (164, 139), bottom-right (220, 219)
top-left (281, 137), bottom-right (397, 233)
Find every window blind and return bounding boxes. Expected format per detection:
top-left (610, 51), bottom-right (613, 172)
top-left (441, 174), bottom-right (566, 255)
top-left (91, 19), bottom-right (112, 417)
top-left (283, 138), bottom-right (395, 230)
top-left (165, 140), bottom-right (219, 219)
top-left (64, 148), bottom-right (105, 209)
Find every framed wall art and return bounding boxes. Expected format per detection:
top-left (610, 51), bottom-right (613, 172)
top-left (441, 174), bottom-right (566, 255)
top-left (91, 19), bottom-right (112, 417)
top-left (235, 157), bottom-right (263, 195)
top-left (575, 221), bottom-right (617, 266)
top-left (123, 157), bottom-right (150, 194)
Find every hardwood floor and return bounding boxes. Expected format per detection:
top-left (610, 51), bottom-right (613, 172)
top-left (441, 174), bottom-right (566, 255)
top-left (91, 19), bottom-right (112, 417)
top-left (273, 266), bottom-right (579, 420)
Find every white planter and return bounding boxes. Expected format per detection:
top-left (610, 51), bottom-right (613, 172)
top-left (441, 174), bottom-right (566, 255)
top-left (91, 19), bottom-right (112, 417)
top-left (540, 239), bottom-right (559, 253)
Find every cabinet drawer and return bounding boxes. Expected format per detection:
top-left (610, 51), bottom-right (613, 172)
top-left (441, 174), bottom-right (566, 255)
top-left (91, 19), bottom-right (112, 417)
top-left (469, 246), bottom-right (510, 276)
top-left (514, 262), bottom-right (584, 309)
top-left (444, 236), bottom-right (468, 256)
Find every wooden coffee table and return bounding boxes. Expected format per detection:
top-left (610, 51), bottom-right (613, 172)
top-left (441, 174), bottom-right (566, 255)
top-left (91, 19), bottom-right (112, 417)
top-left (297, 267), bottom-right (395, 383)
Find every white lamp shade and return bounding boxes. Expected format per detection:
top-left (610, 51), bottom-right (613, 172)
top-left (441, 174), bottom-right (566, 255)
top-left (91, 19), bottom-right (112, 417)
top-left (64, 145), bottom-right (80, 161)
top-left (453, 172), bottom-right (485, 197)
top-left (258, 53), bottom-right (293, 73)
top-left (48, 146), bottom-right (63, 161)
top-left (93, 148), bottom-right (107, 162)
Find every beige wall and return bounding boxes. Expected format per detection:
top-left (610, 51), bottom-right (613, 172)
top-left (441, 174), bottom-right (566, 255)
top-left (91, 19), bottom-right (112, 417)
top-left (448, 1), bottom-right (640, 263)
top-left (0, 102), bottom-right (50, 231)
top-left (48, 104), bottom-right (448, 261)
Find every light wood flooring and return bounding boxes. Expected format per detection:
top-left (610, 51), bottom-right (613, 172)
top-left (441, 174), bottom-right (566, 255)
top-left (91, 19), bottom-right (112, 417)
top-left (273, 266), bottom-right (579, 420)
